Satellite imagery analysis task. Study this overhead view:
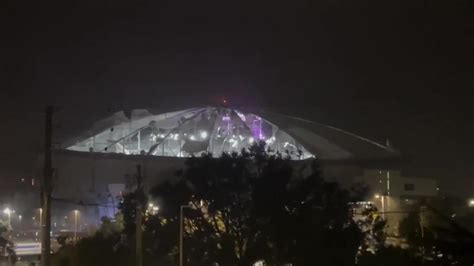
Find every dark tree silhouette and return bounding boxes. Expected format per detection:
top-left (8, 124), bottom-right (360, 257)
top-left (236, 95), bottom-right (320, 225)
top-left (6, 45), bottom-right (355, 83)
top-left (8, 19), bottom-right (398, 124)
top-left (148, 142), bottom-right (365, 265)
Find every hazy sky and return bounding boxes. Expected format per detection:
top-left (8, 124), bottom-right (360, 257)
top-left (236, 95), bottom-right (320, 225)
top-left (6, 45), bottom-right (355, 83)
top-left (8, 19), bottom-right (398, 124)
top-left (1, 0), bottom-right (473, 195)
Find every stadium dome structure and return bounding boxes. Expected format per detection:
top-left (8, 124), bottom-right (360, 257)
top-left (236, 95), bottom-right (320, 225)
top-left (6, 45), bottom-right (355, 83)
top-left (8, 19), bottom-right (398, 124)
top-left (53, 106), bottom-right (401, 224)
top-left (64, 106), bottom-right (399, 163)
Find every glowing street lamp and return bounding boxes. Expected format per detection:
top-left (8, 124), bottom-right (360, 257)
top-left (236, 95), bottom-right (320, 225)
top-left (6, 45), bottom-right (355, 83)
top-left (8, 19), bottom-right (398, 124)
top-left (373, 194), bottom-right (386, 220)
top-left (73, 210), bottom-right (79, 241)
top-left (468, 199), bottom-right (474, 207)
top-left (3, 208), bottom-right (12, 227)
top-left (148, 203), bottom-right (159, 215)
top-left (179, 201), bottom-right (203, 266)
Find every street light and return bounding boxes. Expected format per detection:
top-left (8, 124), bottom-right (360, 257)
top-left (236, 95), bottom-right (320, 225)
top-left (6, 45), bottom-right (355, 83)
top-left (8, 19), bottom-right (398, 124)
top-left (180, 205), bottom-right (192, 266)
top-left (39, 208), bottom-right (43, 229)
top-left (373, 194), bottom-right (385, 220)
top-left (73, 210), bottom-right (79, 241)
top-left (3, 208), bottom-right (12, 227)
top-left (468, 199), bottom-right (474, 207)
top-left (179, 201), bottom-right (204, 266)
top-left (148, 203), bottom-right (160, 215)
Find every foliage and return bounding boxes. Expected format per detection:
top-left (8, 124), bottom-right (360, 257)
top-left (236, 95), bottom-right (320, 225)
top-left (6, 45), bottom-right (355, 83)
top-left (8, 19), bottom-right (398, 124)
top-left (146, 142), bottom-right (365, 265)
top-left (0, 221), bottom-right (7, 234)
top-left (397, 198), bottom-right (474, 265)
top-left (357, 246), bottom-right (422, 266)
top-left (355, 204), bottom-right (387, 253)
top-left (52, 216), bottom-right (130, 266)
top-left (52, 143), bottom-right (387, 266)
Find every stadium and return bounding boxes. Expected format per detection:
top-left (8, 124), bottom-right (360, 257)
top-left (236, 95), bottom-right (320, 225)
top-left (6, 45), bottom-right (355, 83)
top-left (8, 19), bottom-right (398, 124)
top-left (52, 106), bottom-right (402, 224)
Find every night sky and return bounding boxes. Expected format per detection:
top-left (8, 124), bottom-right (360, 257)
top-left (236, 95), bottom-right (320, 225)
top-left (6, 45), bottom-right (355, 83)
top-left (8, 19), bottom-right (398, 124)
top-left (1, 0), bottom-right (473, 196)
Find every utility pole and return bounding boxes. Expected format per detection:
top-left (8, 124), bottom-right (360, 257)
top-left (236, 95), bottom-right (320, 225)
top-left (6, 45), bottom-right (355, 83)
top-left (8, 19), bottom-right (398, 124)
top-left (73, 210), bottom-right (79, 242)
top-left (180, 205), bottom-right (192, 266)
top-left (420, 206), bottom-right (426, 262)
top-left (135, 164), bottom-right (143, 266)
top-left (41, 106), bottom-right (53, 266)
top-left (180, 206), bottom-right (184, 266)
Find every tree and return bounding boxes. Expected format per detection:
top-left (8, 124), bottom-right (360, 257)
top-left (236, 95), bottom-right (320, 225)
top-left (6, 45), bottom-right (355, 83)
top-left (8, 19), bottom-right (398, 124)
top-left (147, 142), bottom-right (365, 265)
top-left (52, 216), bottom-right (130, 266)
top-left (52, 143), bottom-right (377, 266)
top-left (398, 198), bottom-right (474, 265)
top-left (357, 246), bottom-right (422, 266)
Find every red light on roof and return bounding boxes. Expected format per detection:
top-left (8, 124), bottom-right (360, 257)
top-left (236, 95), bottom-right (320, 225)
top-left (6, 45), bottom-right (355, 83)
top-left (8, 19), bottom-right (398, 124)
top-left (222, 98), bottom-right (229, 107)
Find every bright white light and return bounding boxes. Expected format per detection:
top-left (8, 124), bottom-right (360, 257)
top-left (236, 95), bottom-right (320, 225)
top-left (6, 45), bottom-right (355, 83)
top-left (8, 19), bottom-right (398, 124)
top-left (374, 194), bottom-right (380, 199)
top-left (265, 136), bottom-right (276, 145)
top-left (152, 206), bottom-right (159, 211)
top-left (248, 137), bottom-right (254, 143)
top-left (231, 140), bottom-right (238, 148)
top-left (149, 203), bottom-right (154, 208)
top-left (468, 199), bottom-right (474, 207)
top-left (200, 131), bottom-right (208, 139)
top-left (190, 135), bottom-right (196, 141)
top-left (3, 208), bottom-right (11, 215)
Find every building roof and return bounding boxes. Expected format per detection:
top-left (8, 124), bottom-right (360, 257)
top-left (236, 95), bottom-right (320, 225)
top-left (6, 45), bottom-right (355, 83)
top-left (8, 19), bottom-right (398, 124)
top-left (63, 107), bottom-right (401, 163)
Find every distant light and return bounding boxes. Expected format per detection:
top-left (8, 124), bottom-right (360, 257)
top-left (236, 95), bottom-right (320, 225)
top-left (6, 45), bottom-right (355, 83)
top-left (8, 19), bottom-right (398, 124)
top-left (152, 206), bottom-right (159, 212)
top-left (468, 199), bottom-right (474, 207)
top-left (190, 135), bottom-right (196, 141)
top-left (3, 208), bottom-right (11, 215)
top-left (374, 194), bottom-right (380, 199)
top-left (231, 140), bottom-right (238, 148)
top-left (265, 136), bottom-right (276, 145)
top-left (149, 203), bottom-right (154, 208)
top-left (200, 131), bottom-right (208, 139)
top-left (248, 137), bottom-right (254, 144)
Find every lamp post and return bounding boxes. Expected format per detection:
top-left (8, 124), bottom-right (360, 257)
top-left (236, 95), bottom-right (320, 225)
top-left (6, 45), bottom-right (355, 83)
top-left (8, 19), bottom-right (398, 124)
top-left (179, 205), bottom-right (192, 266)
top-left (374, 194), bottom-right (386, 220)
top-left (39, 208), bottom-right (43, 230)
top-left (468, 199), bottom-right (474, 207)
top-left (3, 208), bottom-right (12, 227)
top-left (73, 210), bottom-right (79, 241)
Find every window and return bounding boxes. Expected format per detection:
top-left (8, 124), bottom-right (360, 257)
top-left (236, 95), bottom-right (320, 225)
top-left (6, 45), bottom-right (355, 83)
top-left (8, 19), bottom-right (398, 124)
top-left (404, 183), bottom-right (415, 191)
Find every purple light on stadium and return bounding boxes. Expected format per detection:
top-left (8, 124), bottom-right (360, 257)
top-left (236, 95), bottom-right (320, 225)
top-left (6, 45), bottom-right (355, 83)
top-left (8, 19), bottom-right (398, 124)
top-left (252, 118), bottom-right (264, 140)
top-left (222, 115), bottom-right (231, 131)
